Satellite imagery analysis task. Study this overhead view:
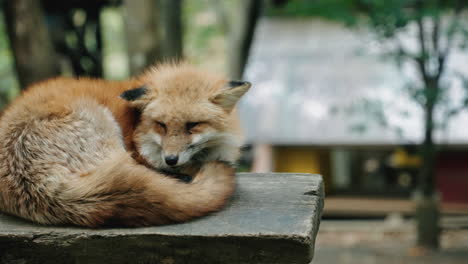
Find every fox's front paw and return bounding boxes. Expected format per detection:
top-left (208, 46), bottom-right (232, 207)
top-left (174, 173), bottom-right (192, 183)
top-left (157, 168), bottom-right (193, 183)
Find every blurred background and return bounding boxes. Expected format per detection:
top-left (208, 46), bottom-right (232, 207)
top-left (0, 0), bottom-right (467, 263)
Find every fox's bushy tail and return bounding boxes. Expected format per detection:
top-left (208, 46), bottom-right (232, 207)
top-left (58, 152), bottom-right (235, 227)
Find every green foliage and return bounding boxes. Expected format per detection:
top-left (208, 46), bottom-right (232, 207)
top-left (357, 0), bottom-right (462, 39)
top-left (267, 0), bottom-right (462, 34)
top-left (183, 0), bottom-right (222, 52)
top-left (183, 0), bottom-right (227, 72)
top-left (360, 0), bottom-right (415, 38)
top-left (267, 0), bottom-right (359, 25)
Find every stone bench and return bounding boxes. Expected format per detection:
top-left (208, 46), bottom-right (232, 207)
top-left (0, 173), bottom-right (324, 264)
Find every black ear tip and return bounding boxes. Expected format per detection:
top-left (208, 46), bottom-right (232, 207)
top-left (120, 86), bottom-right (147, 101)
top-left (228, 80), bottom-right (251, 88)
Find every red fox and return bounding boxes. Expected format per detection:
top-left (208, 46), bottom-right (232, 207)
top-left (0, 63), bottom-right (250, 227)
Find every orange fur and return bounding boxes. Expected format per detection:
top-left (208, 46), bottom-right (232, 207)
top-left (0, 63), bottom-right (249, 227)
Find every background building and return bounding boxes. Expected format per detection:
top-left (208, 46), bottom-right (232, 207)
top-left (240, 18), bottom-right (468, 206)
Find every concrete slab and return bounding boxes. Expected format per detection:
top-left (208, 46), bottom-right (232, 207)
top-left (0, 173), bottom-right (324, 264)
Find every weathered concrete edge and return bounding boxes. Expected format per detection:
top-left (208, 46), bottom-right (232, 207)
top-left (0, 229), bottom-right (317, 243)
top-left (1, 234), bottom-right (312, 264)
top-left (307, 174), bottom-right (325, 262)
top-left (234, 173), bottom-right (325, 262)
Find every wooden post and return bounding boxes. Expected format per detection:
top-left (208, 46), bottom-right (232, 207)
top-left (157, 0), bottom-right (183, 60)
top-left (227, 0), bottom-right (262, 79)
top-left (3, 0), bottom-right (60, 89)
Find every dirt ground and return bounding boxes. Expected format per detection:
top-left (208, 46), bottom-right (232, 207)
top-left (313, 218), bottom-right (468, 264)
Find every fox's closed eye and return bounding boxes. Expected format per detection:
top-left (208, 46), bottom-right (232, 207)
top-left (155, 121), bottom-right (167, 130)
top-left (186, 122), bottom-right (202, 133)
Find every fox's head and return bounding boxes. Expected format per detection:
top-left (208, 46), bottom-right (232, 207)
top-left (120, 64), bottom-right (251, 170)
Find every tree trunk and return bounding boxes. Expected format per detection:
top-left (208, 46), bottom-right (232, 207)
top-left (416, 87), bottom-right (440, 249)
top-left (3, 0), bottom-right (60, 89)
top-left (157, 0), bottom-right (183, 60)
top-left (415, 192), bottom-right (440, 249)
top-left (123, 0), bottom-right (162, 75)
top-left (227, 0), bottom-right (262, 80)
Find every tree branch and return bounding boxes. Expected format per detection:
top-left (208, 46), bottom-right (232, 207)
top-left (431, 9), bottom-right (440, 56)
top-left (416, 13), bottom-right (430, 85)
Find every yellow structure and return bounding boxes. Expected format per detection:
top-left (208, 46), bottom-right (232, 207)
top-left (274, 146), bottom-right (331, 192)
top-left (390, 148), bottom-right (422, 168)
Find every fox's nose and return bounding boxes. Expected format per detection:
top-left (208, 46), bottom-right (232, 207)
top-left (165, 155), bottom-right (179, 166)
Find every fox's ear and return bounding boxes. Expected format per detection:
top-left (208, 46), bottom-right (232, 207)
top-left (211, 81), bottom-right (251, 112)
top-left (120, 86), bottom-right (147, 101)
top-left (120, 86), bottom-right (150, 108)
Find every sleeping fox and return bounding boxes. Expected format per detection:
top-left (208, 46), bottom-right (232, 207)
top-left (0, 63), bottom-right (251, 227)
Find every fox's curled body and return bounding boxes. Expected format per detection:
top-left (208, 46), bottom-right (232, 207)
top-left (0, 64), bottom-right (250, 227)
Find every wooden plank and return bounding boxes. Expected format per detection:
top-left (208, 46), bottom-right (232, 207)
top-left (0, 173), bottom-right (324, 264)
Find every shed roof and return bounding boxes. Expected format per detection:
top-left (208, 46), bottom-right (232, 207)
top-left (239, 18), bottom-right (468, 146)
